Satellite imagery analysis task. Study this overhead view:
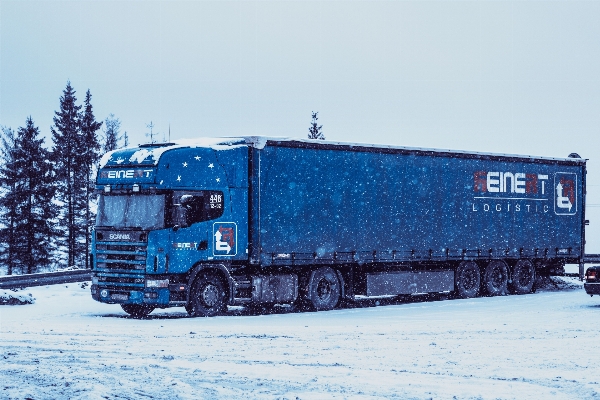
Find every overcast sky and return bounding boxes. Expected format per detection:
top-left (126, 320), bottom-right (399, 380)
top-left (2, 1), bottom-right (600, 248)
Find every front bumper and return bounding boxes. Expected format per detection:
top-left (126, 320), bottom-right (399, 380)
top-left (584, 282), bottom-right (600, 295)
top-left (91, 284), bottom-right (171, 305)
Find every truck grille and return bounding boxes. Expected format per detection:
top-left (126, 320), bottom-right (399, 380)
top-left (94, 241), bottom-right (147, 291)
top-left (95, 242), bottom-right (147, 271)
top-left (94, 271), bottom-right (145, 291)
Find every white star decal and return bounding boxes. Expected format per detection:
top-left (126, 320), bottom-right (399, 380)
top-left (208, 163), bottom-right (214, 169)
top-left (182, 162), bottom-right (188, 167)
top-left (194, 156), bottom-right (201, 161)
top-left (177, 175), bottom-right (181, 182)
top-left (216, 177), bottom-right (220, 182)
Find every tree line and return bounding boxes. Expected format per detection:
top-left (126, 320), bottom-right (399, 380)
top-left (0, 82), bottom-right (126, 275)
top-left (0, 82), bottom-right (325, 276)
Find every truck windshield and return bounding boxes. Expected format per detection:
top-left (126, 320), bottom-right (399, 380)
top-left (96, 194), bottom-right (165, 230)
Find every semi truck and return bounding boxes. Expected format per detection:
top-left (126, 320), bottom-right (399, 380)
top-left (90, 137), bottom-right (587, 317)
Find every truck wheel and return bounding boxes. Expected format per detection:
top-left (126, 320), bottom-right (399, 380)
top-left (121, 304), bottom-right (154, 317)
top-left (308, 267), bottom-right (341, 311)
top-left (483, 260), bottom-right (508, 296)
top-left (509, 260), bottom-right (535, 294)
top-left (454, 261), bottom-right (480, 299)
top-left (188, 272), bottom-right (227, 317)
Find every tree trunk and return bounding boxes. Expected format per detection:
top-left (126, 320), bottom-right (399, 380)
top-left (26, 182), bottom-right (33, 275)
top-left (85, 168), bottom-right (90, 269)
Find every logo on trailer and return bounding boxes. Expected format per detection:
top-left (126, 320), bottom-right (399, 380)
top-left (213, 222), bottom-right (237, 256)
top-left (473, 171), bottom-right (549, 194)
top-left (554, 173), bottom-right (577, 215)
top-left (471, 170), bottom-right (578, 216)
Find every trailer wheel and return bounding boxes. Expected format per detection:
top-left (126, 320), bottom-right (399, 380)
top-left (308, 267), bottom-right (341, 311)
top-left (483, 260), bottom-right (508, 296)
top-left (454, 261), bottom-right (481, 299)
top-left (509, 260), bottom-right (535, 294)
top-left (187, 272), bottom-right (227, 317)
top-left (121, 304), bottom-right (154, 317)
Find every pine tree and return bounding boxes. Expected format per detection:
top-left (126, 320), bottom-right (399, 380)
top-left (16, 118), bottom-right (57, 273)
top-left (79, 90), bottom-right (102, 269)
top-left (51, 81), bottom-right (82, 268)
top-left (0, 127), bottom-right (20, 274)
top-left (0, 119), bottom-right (57, 274)
top-left (308, 111), bottom-right (325, 140)
top-left (103, 114), bottom-right (121, 152)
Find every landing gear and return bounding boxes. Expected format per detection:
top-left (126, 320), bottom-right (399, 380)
top-left (187, 272), bottom-right (227, 317)
top-left (121, 304), bottom-right (154, 317)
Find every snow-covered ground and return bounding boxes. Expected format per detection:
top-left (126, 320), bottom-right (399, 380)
top-left (1, 279), bottom-right (599, 400)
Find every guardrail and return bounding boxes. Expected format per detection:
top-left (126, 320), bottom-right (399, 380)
top-left (0, 269), bottom-right (91, 289)
top-left (584, 254), bottom-right (600, 264)
top-left (1, 255), bottom-right (599, 289)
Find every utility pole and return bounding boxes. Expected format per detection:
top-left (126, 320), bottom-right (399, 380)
top-left (146, 121), bottom-right (156, 144)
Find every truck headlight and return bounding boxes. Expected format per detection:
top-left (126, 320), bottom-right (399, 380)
top-left (146, 279), bottom-right (169, 288)
top-left (92, 276), bottom-right (99, 285)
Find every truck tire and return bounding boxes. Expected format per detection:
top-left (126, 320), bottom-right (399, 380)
top-left (483, 260), bottom-right (508, 296)
top-left (308, 267), bottom-right (341, 311)
top-left (187, 272), bottom-right (227, 317)
top-left (121, 304), bottom-right (154, 317)
top-left (509, 259), bottom-right (535, 294)
top-left (454, 261), bottom-right (481, 299)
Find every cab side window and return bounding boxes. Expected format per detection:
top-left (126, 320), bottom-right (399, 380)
top-left (172, 190), bottom-right (224, 226)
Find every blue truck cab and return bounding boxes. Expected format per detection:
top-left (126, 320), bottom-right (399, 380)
top-left (91, 137), bottom-right (586, 317)
top-left (91, 138), bottom-right (250, 316)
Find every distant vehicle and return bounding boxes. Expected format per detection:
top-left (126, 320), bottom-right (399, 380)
top-left (584, 266), bottom-right (600, 296)
top-left (90, 137), bottom-right (587, 317)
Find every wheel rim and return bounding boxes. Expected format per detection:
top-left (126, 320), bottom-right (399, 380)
top-left (462, 268), bottom-right (478, 290)
top-left (517, 265), bottom-right (534, 286)
top-left (316, 278), bottom-right (332, 301)
top-left (491, 266), bottom-right (504, 289)
top-left (201, 283), bottom-right (220, 307)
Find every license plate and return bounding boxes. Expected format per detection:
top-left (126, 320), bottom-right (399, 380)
top-left (111, 293), bottom-right (128, 301)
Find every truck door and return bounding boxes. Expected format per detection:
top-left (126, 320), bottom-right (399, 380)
top-left (168, 191), bottom-right (224, 273)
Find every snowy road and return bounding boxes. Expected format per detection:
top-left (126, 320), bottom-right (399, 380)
top-left (1, 279), bottom-right (599, 400)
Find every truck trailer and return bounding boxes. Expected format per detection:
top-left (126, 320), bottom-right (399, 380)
top-left (90, 137), bottom-right (586, 317)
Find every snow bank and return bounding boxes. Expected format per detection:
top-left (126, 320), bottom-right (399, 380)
top-left (0, 289), bottom-right (34, 305)
top-left (2, 282), bottom-right (600, 399)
